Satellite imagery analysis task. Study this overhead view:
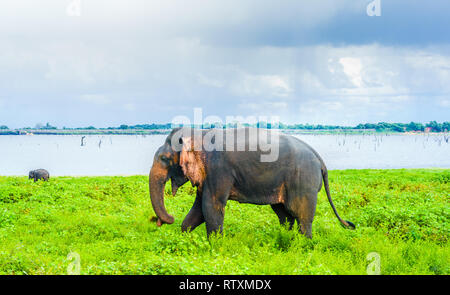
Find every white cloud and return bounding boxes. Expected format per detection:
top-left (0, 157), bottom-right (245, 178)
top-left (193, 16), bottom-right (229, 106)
top-left (438, 98), bottom-right (450, 108)
top-left (231, 74), bottom-right (292, 98)
top-left (339, 57), bottom-right (363, 87)
top-left (124, 103), bottom-right (136, 111)
top-left (196, 74), bottom-right (224, 88)
top-left (79, 94), bottom-right (110, 105)
top-left (239, 101), bottom-right (288, 110)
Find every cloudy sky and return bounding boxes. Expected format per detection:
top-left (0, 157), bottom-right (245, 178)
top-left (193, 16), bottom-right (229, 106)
top-left (0, 0), bottom-right (449, 128)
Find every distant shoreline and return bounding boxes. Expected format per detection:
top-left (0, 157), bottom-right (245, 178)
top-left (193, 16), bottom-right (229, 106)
top-left (0, 129), bottom-right (172, 136)
top-left (0, 128), bottom-right (448, 136)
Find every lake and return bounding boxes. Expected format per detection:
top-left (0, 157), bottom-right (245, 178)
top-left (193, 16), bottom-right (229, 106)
top-left (0, 133), bottom-right (449, 176)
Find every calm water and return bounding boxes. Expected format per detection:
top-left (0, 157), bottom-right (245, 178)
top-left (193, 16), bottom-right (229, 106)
top-left (0, 134), bottom-right (449, 176)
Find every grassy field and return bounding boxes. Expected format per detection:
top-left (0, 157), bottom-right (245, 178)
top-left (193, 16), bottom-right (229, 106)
top-left (0, 169), bottom-right (448, 275)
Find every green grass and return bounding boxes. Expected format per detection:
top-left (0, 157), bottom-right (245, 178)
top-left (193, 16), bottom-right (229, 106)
top-left (0, 169), bottom-right (448, 275)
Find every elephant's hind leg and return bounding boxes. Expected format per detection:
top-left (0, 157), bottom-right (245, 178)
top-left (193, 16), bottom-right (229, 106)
top-left (271, 204), bottom-right (295, 229)
top-left (285, 191), bottom-right (317, 238)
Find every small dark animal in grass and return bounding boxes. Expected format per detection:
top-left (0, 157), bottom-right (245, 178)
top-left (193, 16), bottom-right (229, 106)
top-left (149, 127), bottom-right (355, 238)
top-left (29, 169), bottom-right (50, 182)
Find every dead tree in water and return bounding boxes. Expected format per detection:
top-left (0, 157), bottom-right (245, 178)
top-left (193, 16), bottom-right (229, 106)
top-left (81, 136), bottom-right (86, 146)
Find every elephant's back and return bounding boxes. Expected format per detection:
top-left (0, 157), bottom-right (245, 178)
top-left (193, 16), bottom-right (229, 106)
top-left (36, 169), bottom-right (50, 176)
top-left (282, 134), bottom-right (325, 177)
top-left (284, 134), bottom-right (323, 162)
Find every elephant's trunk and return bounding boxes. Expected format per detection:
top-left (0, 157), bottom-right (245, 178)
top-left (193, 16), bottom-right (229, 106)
top-left (149, 162), bottom-right (174, 226)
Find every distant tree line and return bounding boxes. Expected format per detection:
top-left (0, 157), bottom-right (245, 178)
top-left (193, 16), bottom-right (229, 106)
top-left (22, 123), bottom-right (57, 130)
top-left (2, 121), bottom-right (449, 133)
top-left (62, 126), bottom-right (96, 130)
top-left (354, 121), bottom-right (450, 132)
top-left (113, 121), bottom-right (449, 132)
top-left (115, 123), bottom-right (172, 130)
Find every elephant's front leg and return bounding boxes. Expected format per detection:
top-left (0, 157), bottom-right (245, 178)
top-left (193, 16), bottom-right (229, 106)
top-left (181, 190), bottom-right (204, 232)
top-left (201, 181), bottom-right (231, 237)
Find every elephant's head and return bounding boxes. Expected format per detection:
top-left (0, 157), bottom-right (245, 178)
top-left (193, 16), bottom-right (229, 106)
top-left (29, 171), bottom-right (35, 179)
top-left (149, 128), bottom-right (191, 226)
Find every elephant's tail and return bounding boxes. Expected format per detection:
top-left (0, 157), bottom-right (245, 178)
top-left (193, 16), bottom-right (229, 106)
top-left (321, 167), bottom-right (355, 230)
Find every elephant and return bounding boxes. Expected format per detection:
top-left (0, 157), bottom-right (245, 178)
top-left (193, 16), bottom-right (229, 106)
top-left (149, 127), bottom-right (355, 238)
top-left (29, 169), bottom-right (50, 182)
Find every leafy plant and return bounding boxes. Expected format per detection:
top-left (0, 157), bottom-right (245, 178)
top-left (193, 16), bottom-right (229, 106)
top-left (0, 169), bottom-right (448, 274)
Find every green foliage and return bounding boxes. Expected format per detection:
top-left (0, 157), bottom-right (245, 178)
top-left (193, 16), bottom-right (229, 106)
top-left (0, 169), bottom-right (448, 274)
top-left (426, 121), bottom-right (443, 132)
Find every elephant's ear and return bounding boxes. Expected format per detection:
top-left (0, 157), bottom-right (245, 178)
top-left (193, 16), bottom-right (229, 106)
top-left (180, 135), bottom-right (206, 186)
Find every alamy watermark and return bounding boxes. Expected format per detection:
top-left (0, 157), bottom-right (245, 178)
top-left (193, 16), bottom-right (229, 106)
top-left (366, 0), bottom-right (381, 17)
top-left (66, 0), bottom-right (81, 17)
top-left (170, 108), bottom-right (280, 162)
top-left (67, 252), bottom-right (81, 275)
top-left (66, 1), bottom-right (381, 18)
top-left (366, 252), bottom-right (381, 275)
